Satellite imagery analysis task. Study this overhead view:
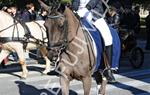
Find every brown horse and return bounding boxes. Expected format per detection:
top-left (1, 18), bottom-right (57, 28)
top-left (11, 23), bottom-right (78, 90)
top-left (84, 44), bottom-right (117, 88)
top-left (38, 0), bottom-right (108, 95)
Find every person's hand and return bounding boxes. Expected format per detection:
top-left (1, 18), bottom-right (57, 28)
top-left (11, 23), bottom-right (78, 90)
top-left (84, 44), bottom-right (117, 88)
top-left (86, 5), bottom-right (91, 11)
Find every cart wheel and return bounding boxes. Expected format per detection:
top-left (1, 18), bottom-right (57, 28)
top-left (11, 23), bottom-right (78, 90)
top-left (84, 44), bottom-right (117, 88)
top-left (129, 47), bottom-right (144, 69)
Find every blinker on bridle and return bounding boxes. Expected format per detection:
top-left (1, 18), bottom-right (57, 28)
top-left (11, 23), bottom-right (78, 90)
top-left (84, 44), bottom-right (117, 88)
top-left (46, 11), bottom-right (68, 49)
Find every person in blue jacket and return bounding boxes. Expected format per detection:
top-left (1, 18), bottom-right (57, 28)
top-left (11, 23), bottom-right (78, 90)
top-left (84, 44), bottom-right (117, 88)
top-left (21, 3), bottom-right (36, 22)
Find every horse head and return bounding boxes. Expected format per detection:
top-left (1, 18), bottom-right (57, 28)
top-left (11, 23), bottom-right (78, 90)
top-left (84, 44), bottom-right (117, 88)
top-left (45, 5), bottom-right (67, 47)
top-left (38, 0), bottom-right (79, 42)
top-left (38, 0), bottom-right (79, 59)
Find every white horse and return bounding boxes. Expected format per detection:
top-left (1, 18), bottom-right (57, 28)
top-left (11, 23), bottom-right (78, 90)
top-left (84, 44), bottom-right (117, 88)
top-left (0, 10), bottom-right (51, 78)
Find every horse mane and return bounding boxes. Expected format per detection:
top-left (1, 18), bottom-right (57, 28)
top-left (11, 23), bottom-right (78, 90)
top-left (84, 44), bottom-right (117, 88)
top-left (63, 7), bottom-right (80, 41)
top-left (0, 10), bottom-right (15, 30)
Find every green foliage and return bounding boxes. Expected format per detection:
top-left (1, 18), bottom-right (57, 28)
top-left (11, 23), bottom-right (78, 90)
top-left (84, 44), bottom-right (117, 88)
top-left (61, 0), bottom-right (72, 4)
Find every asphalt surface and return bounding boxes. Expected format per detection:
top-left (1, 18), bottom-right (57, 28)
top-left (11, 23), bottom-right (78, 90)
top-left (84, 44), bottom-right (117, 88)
top-left (0, 40), bottom-right (149, 95)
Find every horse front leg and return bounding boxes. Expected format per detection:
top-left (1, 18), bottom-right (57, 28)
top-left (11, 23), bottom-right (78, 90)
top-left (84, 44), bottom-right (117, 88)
top-left (16, 49), bottom-right (28, 79)
top-left (40, 47), bottom-right (51, 74)
top-left (82, 76), bottom-right (92, 95)
top-left (60, 76), bottom-right (70, 95)
top-left (42, 56), bottom-right (51, 74)
top-left (19, 58), bottom-right (28, 79)
top-left (94, 71), bottom-right (107, 95)
top-left (97, 76), bottom-right (107, 95)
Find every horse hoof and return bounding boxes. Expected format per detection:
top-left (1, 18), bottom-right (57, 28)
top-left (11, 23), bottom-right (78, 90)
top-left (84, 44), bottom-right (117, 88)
top-left (41, 72), bottom-right (47, 75)
top-left (42, 70), bottom-right (48, 75)
top-left (42, 68), bottom-right (51, 75)
top-left (21, 72), bottom-right (28, 79)
top-left (20, 76), bottom-right (26, 80)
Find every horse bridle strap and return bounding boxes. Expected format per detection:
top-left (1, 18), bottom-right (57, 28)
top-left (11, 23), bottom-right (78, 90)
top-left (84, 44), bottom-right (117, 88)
top-left (0, 36), bottom-right (46, 44)
top-left (0, 22), bottom-right (18, 33)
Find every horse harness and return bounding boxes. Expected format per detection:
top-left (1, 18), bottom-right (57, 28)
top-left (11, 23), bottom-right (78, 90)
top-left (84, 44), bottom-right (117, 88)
top-left (0, 17), bottom-right (47, 50)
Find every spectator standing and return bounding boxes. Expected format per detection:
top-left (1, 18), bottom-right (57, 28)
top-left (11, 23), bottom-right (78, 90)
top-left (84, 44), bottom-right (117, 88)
top-left (133, 6), bottom-right (140, 34)
top-left (7, 6), bottom-right (22, 19)
top-left (9, 6), bottom-right (18, 17)
top-left (145, 11), bottom-right (150, 50)
top-left (106, 6), bottom-right (120, 31)
top-left (21, 3), bottom-right (36, 22)
top-left (36, 8), bottom-right (47, 20)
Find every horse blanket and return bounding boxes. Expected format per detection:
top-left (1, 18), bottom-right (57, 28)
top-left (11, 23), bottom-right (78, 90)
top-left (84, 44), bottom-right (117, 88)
top-left (81, 18), bottom-right (121, 71)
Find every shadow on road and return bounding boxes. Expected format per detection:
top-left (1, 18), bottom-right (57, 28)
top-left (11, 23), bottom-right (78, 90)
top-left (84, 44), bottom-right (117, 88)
top-left (15, 81), bottom-right (78, 95)
top-left (0, 63), bottom-right (60, 79)
top-left (111, 81), bottom-right (150, 95)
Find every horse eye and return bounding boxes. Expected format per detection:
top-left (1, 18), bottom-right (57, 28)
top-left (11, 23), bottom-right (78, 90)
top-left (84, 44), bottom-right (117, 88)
top-left (58, 24), bottom-right (63, 29)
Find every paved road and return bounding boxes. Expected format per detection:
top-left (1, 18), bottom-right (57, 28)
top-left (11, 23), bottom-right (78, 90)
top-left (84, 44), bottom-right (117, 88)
top-left (0, 40), bottom-right (150, 95)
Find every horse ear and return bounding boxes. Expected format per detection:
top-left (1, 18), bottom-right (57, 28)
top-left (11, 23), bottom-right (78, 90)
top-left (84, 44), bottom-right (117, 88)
top-left (38, 0), bottom-right (51, 12)
top-left (57, 3), bottom-right (66, 13)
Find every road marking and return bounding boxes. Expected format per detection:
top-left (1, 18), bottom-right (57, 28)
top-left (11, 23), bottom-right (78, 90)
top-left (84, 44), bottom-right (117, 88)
top-left (136, 92), bottom-right (150, 95)
top-left (114, 69), bottom-right (150, 79)
top-left (107, 77), bottom-right (150, 91)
